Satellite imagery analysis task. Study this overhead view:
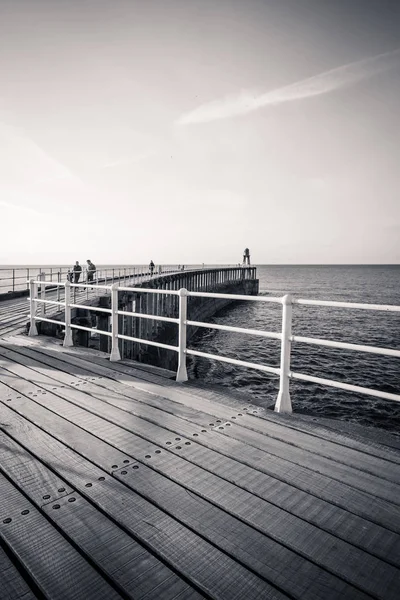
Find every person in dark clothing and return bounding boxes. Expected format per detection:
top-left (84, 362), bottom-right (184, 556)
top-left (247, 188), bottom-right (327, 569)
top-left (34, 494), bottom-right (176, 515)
top-left (149, 260), bottom-right (155, 276)
top-left (86, 259), bottom-right (96, 284)
top-left (73, 261), bottom-right (82, 283)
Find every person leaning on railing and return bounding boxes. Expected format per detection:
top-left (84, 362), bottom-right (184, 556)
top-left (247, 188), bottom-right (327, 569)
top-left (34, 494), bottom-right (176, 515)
top-left (86, 259), bottom-right (96, 284)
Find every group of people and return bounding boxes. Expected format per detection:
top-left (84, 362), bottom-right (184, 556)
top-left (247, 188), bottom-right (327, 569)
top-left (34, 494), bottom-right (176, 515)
top-left (68, 260), bottom-right (96, 284)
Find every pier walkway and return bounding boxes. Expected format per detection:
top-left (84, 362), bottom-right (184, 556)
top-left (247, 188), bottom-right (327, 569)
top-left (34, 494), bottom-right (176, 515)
top-left (1, 332), bottom-right (400, 599)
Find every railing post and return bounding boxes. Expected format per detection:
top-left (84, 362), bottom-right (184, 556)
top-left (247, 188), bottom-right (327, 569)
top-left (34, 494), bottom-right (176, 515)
top-left (275, 294), bottom-right (293, 413)
top-left (28, 279), bottom-right (38, 337)
top-left (63, 281), bottom-right (73, 347)
top-left (40, 272), bottom-right (46, 314)
top-left (176, 288), bottom-right (188, 382)
top-left (12, 269), bottom-right (15, 292)
top-left (57, 272), bottom-right (61, 302)
top-left (110, 283), bottom-right (121, 361)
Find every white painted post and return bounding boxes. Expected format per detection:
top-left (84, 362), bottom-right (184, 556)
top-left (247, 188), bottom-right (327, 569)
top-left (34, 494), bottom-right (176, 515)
top-left (275, 294), bottom-right (293, 413)
top-left (57, 272), bottom-right (61, 302)
top-left (28, 279), bottom-right (38, 337)
top-left (110, 283), bottom-right (121, 361)
top-left (63, 281), bottom-right (73, 347)
top-left (40, 272), bottom-right (46, 315)
top-left (176, 288), bottom-right (188, 382)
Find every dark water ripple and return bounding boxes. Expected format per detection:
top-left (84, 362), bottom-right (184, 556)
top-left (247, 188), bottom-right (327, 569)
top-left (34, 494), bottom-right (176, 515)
top-left (187, 266), bottom-right (400, 437)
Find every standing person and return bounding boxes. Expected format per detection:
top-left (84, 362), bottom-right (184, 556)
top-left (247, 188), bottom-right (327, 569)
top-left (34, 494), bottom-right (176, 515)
top-left (149, 260), bottom-right (155, 276)
top-left (73, 261), bottom-right (82, 283)
top-left (86, 259), bottom-right (96, 285)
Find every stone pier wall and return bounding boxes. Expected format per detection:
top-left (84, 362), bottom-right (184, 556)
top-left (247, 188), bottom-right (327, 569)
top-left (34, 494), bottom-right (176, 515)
top-left (114, 268), bottom-right (259, 371)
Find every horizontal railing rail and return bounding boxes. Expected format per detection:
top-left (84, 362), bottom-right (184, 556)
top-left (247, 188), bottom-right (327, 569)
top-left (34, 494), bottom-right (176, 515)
top-left (26, 278), bottom-right (400, 413)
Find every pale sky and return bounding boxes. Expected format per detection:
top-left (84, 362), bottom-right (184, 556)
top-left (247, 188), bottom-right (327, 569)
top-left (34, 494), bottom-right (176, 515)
top-left (1, 0), bottom-right (399, 265)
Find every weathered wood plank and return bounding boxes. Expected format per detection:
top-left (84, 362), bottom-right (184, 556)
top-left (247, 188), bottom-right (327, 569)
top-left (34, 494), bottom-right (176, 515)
top-left (0, 403), bottom-right (283, 600)
top-left (0, 544), bottom-right (38, 600)
top-left (1, 386), bottom-right (398, 600)
top-left (1, 344), bottom-right (400, 505)
top-left (0, 474), bottom-right (122, 600)
top-left (0, 432), bottom-right (204, 600)
top-left (0, 400), bottom-right (371, 600)
top-left (1, 352), bottom-right (400, 541)
top-left (2, 337), bottom-right (221, 427)
top-left (112, 464), bottom-right (368, 600)
top-left (9, 338), bottom-right (400, 465)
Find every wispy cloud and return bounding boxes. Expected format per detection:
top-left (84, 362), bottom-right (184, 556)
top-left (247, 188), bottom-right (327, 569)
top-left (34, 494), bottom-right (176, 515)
top-left (99, 152), bottom-right (153, 170)
top-left (0, 199), bottom-right (43, 216)
top-left (176, 47), bottom-right (400, 125)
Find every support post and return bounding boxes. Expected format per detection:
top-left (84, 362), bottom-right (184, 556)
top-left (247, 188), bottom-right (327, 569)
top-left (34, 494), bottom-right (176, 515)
top-left (275, 294), bottom-right (293, 413)
top-left (63, 281), bottom-right (73, 347)
top-left (40, 272), bottom-right (46, 314)
top-left (57, 272), bottom-right (61, 302)
top-left (176, 288), bottom-right (188, 382)
top-left (110, 283), bottom-right (121, 361)
top-left (28, 279), bottom-right (38, 337)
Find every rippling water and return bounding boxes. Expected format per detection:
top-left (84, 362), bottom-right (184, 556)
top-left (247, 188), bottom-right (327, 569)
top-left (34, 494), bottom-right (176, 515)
top-left (188, 265), bottom-right (400, 437)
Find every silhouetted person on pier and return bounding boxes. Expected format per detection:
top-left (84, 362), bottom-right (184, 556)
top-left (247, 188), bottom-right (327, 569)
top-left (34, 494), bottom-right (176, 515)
top-left (73, 261), bottom-right (82, 283)
top-left (86, 260), bottom-right (96, 285)
top-left (149, 260), bottom-right (155, 276)
top-left (243, 248), bottom-right (251, 266)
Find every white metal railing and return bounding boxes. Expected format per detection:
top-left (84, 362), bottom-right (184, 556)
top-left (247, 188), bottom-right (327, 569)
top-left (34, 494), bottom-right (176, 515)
top-left (27, 281), bottom-right (400, 413)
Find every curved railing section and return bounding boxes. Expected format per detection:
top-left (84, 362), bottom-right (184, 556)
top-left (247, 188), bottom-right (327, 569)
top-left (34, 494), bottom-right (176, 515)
top-left (27, 280), bottom-right (400, 413)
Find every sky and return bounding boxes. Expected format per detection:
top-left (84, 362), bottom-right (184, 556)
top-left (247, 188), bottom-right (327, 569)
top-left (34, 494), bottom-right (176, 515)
top-left (0, 0), bottom-right (399, 265)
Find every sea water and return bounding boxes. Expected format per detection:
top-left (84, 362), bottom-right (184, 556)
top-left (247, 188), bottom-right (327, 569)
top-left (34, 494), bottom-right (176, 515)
top-left (187, 265), bottom-right (400, 437)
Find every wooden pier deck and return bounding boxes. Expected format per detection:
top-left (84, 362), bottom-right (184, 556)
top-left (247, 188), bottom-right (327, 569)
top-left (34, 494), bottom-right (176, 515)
top-left (0, 283), bottom-right (108, 339)
top-left (0, 333), bottom-right (400, 599)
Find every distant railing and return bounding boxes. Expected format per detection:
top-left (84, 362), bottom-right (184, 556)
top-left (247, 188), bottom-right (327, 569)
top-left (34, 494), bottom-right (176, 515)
top-left (27, 280), bottom-right (400, 413)
top-left (0, 265), bottom-right (180, 294)
top-left (0, 264), bottom-right (245, 294)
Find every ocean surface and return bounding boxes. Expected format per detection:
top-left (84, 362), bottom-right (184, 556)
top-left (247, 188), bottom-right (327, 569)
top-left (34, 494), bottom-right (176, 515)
top-left (187, 265), bottom-right (400, 437)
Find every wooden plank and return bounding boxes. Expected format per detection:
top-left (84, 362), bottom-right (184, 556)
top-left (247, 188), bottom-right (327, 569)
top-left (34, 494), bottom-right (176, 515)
top-left (0, 387), bottom-right (397, 600)
top-left (0, 474), bottom-right (122, 600)
top-left (10, 336), bottom-right (400, 469)
top-left (0, 402), bottom-right (364, 599)
top-left (0, 432), bottom-right (204, 600)
top-left (1, 356), bottom-right (400, 552)
top-left (22, 339), bottom-right (400, 460)
top-left (3, 353), bottom-right (395, 567)
top-left (3, 337), bottom-right (221, 427)
top-left (0, 403), bottom-right (283, 600)
top-left (208, 422), bottom-right (400, 494)
top-left (0, 544), bottom-right (38, 600)
top-left (0, 401), bottom-right (372, 600)
top-left (3, 342), bottom-right (400, 495)
top-left (185, 379), bottom-right (400, 456)
top-left (2, 352), bottom-right (400, 541)
top-left (159, 439), bottom-right (400, 567)
top-left (0, 430), bottom-right (74, 506)
top-left (112, 465), bottom-right (369, 600)
top-left (176, 425), bottom-right (400, 535)
top-left (1, 349), bottom-right (400, 534)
